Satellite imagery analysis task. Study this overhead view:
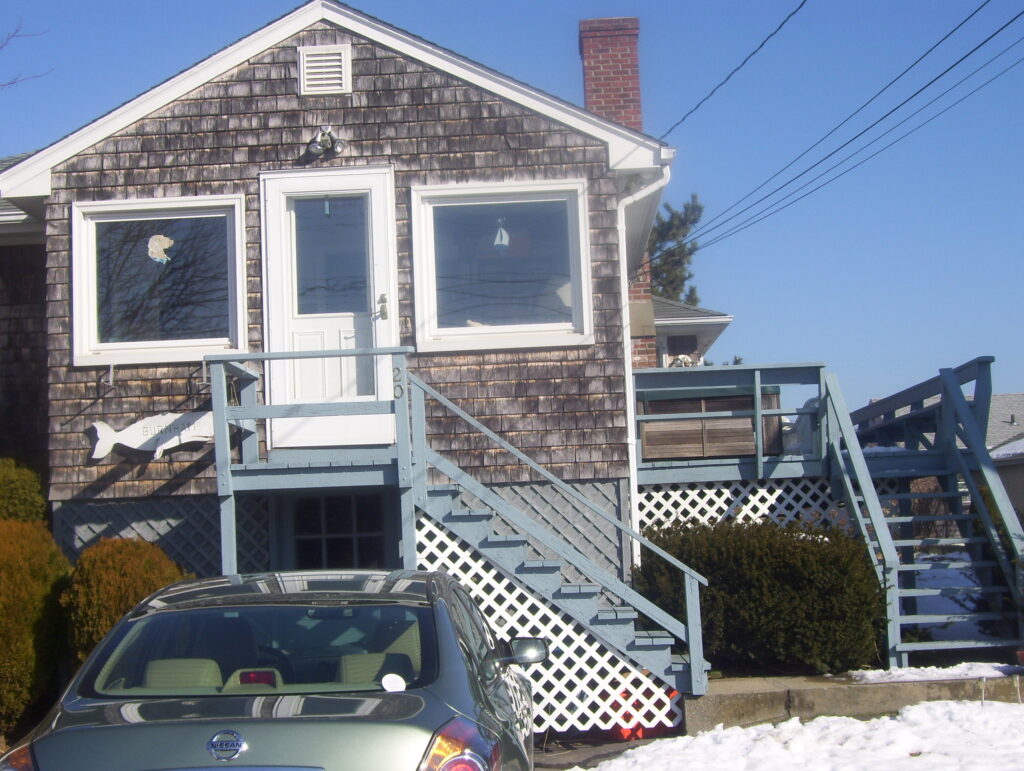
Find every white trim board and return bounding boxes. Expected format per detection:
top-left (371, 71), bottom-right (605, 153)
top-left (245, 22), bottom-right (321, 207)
top-left (0, 0), bottom-right (672, 199)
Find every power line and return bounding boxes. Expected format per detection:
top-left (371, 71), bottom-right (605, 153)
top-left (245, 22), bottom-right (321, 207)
top-left (689, 5), bottom-right (1024, 244)
top-left (698, 51), bottom-right (1024, 251)
top-left (699, 31), bottom-right (1024, 248)
top-left (691, 0), bottom-right (994, 239)
top-left (658, 0), bottom-right (809, 140)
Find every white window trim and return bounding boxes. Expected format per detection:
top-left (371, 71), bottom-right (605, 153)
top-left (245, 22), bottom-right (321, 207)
top-left (71, 195), bottom-right (247, 367)
top-left (410, 179), bottom-right (594, 353)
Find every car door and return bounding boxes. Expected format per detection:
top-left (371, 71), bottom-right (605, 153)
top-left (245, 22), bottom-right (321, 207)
top-left (451, 588), bottom-right (533, 770)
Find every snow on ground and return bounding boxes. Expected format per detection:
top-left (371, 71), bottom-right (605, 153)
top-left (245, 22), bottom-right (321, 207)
top-left (571, 701), bottom-right (1024, 771)
top-left (846, 661), bottom-right (1023, 683)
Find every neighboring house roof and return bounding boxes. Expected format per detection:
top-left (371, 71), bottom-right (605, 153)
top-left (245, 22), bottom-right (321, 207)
top-left (987, 393), bottom-right (1024, 457)
top-left (652, 296), bottom-right (732, 323)
top-left (651, 296), bottom-right (733, 362)
top-left (0, 153), bottom-right (35, 173)
top-left (0, 0), bottom-right (672, 202)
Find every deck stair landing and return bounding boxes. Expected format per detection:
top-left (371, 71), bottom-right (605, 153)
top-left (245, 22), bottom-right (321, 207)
top-left (839, 357), bottom-right (1024, 665)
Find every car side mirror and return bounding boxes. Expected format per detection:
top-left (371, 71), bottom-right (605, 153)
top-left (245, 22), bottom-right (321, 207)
top-left (506, 637), bottom-right (548, 666)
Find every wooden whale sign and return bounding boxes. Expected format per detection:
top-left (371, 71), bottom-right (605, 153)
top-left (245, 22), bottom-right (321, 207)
top-left (90, 412), bottom-right (216, 460)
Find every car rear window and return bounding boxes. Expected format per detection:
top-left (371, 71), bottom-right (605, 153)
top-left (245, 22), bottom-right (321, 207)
top-left (80, 603), bottom-right (437, 697)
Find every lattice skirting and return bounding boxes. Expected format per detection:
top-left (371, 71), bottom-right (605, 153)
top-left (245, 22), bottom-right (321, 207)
top-left (416, 515), bottom-right (680, 734)
top-left (637, 478), bottom-right (852, 531)
top-left (52, 495), bottom-right (270, 575)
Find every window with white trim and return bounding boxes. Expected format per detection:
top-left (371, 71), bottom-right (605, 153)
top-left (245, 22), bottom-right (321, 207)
top-left (71, 195), bottom-right (247, 366)
top-left (411, 181), bottom-right (593, 352)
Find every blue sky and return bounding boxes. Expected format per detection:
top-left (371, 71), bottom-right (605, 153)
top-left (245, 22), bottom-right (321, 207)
top-left (1, 0), bottom-right (1020, 408)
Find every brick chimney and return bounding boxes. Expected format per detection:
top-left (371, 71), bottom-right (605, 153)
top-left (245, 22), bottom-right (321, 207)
top-left (580, 18), bottom-right (657, 368)
top-left (579, 17), bottom-right (642, 131)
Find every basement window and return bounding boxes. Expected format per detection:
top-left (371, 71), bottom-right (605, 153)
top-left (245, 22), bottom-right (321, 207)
top-left (410, 180), bottom-right (593, 352)
top-left (298, 44), bottom-right (352, 95)
top-left (71, 196), bottom-right (247, 366)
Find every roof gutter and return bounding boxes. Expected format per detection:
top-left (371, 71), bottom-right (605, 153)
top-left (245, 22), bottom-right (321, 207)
top-left (616, 163), bottom-right (671, 541)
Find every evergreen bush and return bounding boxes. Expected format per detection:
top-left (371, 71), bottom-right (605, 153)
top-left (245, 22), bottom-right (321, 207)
top-left (0, 519), bottom-right (70, 738)
top-left (634, 521), bottom-right (886, 674)
top-left (0, 458), bottom-right (47, 522)
top-left (63, 538), bottom-right (190, 662)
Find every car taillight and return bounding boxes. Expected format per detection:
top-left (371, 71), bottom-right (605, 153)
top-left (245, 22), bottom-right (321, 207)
top-left (418, 717), bottom-right (500, 771)
top-left (0, 744), bottom-right (37, 771)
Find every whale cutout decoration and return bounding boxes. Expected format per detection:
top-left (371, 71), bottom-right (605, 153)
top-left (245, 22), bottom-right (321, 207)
top-left (90, 412), bottom-right (216, 460)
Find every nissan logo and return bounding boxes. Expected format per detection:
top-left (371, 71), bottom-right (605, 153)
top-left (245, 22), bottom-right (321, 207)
top-left (207, 729), bottom-right (248, 762)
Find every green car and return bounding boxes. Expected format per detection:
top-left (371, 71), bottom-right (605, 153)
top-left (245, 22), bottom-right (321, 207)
top-left (0, 570), bottom-right (549, 771)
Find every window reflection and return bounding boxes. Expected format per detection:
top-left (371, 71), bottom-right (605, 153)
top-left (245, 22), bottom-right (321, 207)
top-left (96, 216), bottom-right (230, 343)
top-left (432, 200), bottom-right (573, 328)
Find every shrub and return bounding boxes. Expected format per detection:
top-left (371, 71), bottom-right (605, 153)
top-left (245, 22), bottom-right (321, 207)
top-left (0, 458), bottom-right (46, 522)
top-left (634, 521), bottom-right (886, 675)
top-left (63, 538), bottom-right (190, 662)
top-left (0, 519), bottom-right (70, 738)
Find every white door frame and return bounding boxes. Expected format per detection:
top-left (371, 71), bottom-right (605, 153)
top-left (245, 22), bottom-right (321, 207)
top-left (260, 166), bottom-right (399, 448)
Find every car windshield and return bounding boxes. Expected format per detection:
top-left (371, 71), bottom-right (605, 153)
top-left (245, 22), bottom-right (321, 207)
top-left (81, 603), bottom-right (437, 698)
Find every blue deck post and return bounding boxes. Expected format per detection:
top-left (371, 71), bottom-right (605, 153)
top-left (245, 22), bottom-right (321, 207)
top-left (209, 361), bottom-right (237, 575)
top-left (393, 352), bottom-right (417, 570)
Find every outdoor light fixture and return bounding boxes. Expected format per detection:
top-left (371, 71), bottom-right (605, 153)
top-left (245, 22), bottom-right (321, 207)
top-left (306, 125), bottom-right (339, 158)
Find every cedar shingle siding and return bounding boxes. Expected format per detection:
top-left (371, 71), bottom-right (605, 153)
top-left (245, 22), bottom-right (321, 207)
top-left (46, 22), bottom-right (628, 501)
top-left (0, 244), bottom-right (49, 473)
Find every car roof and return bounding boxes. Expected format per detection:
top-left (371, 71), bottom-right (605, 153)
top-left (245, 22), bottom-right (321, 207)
top-left (136, 569), bottom-right (442, 614)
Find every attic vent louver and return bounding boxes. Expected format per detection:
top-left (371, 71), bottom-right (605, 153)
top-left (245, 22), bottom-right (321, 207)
top-left (298, 44), bottom-right (352, 95)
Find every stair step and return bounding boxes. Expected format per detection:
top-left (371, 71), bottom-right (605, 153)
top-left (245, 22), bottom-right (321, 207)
top-left (632, 631), bottom-right (674, 647)
top-left (596, 606), bottom-right (639, 622)
top-left (557, 583), bottom-right (601, 596)
top-left (892, 537), bottom-right (988, 547)
top-left (479, 534), bottom-right (528, 547)
top-left (519, 559), bottom-right (562, 572)
top-left (896, 560), bottom-right (997, 571)
top-left (899, 586), bottom-right (1008, 597)
top-left (886, 514), bottom-right (974, 524)
top-left (879, 492), bottom-right (965, 501)
top-left (897, 638), bottom-right (1024, 652)
top-left (899, 612), bottom-right (1011, 624)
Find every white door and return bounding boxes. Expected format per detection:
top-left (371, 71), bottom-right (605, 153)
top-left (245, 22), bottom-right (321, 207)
top-left (262, 168), bottom-right (398, 447)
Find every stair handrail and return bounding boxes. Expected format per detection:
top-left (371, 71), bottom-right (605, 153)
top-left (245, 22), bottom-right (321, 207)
top-left (938, 369), bottom-right (1024, 603)
top-left (409, 373), bottom-right (707, 586)
top-left (823, 372), bottom-right (902, 667)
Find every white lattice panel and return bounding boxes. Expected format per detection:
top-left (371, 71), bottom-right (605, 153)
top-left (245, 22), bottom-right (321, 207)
top-left (638, 478), bottom-right (849, 530)
top-left (416, 516), bottom-right (681, 733)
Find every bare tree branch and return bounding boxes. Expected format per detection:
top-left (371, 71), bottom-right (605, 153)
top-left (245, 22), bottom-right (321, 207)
top-left (1, 19), bottom-right (50, 91)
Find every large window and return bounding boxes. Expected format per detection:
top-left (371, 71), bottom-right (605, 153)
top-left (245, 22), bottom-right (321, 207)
top-left (72, 196), bottom-right (246, 365)
top-left (411, 181), bottom-right (593, 352)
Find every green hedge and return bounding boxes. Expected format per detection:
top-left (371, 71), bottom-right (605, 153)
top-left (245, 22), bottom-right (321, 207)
top-left (0, 458), bottom-right (47, 523)
top-left (0, 520), bottom-right (70, 738)
top-left (634, 521), bottom-right (885, 674)
top-left (62, 538), bottom-right (191, 662)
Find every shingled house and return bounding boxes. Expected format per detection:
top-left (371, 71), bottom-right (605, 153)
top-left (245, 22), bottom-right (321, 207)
top-left (0, 1), bottom-right (709, 732)
top-left (4, 0), bottom-right (1021, 734)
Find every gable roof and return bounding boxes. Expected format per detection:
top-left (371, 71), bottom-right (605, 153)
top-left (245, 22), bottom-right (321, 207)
top-left (987, 393), bottom-right (1024, 451)
top-left (0, 0), bottom-right (672, 200)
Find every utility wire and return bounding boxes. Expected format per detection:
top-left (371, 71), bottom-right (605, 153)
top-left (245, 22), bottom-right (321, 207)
top-left (658, 0), bottom-right (809, 140)
top-left (689, 5), bottom-right (1024, 243)
top-left (691, 0), bottom-right (994, 238)
top-left (698, 52), bottom-right (1024, 251)
top-left (699, 32), bottom-right (1024, 248)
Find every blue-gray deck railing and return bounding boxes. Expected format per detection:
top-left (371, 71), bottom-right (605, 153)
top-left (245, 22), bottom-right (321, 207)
top-left (634, 363), bottom-right (828, 483)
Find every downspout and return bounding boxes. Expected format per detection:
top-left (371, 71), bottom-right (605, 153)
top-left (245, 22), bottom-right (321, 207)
top-left (616, 163), bottom-right (671, 559)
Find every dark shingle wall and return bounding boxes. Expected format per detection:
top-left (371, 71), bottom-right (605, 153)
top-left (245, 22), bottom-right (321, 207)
top-left (46, 21), bottom-right (628, 500)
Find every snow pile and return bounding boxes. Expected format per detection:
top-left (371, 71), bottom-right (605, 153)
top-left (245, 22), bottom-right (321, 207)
top-left (572, 701), bottom-right (1024, 771)
top-left (847, 661), bottom-right (1023, 683)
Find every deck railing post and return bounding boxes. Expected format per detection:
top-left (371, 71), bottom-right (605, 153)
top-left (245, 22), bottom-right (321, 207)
top-left (210, 361), bottom-right (238, 575)
top-left (752, 368), bottom-right (764, 479)
top-left (393, 352), bottom-right (417, 570)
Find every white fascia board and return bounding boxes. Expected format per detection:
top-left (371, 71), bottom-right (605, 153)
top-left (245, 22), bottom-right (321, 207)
top-left (655, 314), bottom-right (735, 327)
top-left (0, 0), bottom-right (670, 199)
